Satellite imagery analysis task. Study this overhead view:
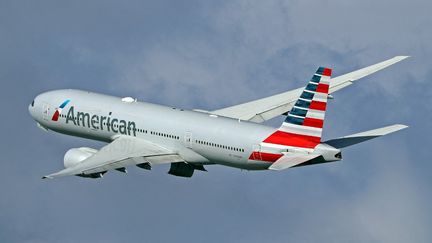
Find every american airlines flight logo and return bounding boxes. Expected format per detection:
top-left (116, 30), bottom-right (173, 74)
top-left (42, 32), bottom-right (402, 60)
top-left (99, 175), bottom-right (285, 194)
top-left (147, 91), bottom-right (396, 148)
top-left (51, 99), bottom-right (71, 121)
top-left (50, 97), bottom-right (137, 136)
top-left (65, 106), bottom-right (137, 136)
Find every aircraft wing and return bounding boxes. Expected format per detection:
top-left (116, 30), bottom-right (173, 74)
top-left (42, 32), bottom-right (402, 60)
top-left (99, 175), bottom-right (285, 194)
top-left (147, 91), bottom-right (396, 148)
top-left (211, 56), bottom-right (409, 122)
top-left (42, 136), bottom-right (184, 179)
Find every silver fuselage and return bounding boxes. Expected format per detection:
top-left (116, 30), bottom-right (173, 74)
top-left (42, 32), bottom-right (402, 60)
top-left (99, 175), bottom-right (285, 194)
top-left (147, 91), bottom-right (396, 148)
top-left (29, 89), bottom-right (282, 170)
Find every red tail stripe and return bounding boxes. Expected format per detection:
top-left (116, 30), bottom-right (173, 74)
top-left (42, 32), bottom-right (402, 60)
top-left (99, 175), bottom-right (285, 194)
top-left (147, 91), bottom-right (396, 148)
top-left (322, 68), bottom-right (332, 76)
top-left (264, 131), bottom-right (320, 148)
top-left (303, 117), bottom-right (324, 128)
top-left (248, 152), bottom-right (283, 162)
top-left (316, 83), bottom-right (329, 93)
top-left (309, 101), bottom-right (327, 111)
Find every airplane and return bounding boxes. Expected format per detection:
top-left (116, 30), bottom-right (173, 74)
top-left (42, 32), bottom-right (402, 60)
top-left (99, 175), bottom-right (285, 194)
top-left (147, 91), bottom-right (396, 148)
top-left (28, 56), bottom-right (409, 179)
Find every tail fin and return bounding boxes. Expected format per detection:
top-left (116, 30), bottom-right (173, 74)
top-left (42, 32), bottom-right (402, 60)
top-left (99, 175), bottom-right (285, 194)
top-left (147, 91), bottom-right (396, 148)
top-left (263, 67), bottom-right (332, 149)
top-left (282, 67), bottom-right (332, 138)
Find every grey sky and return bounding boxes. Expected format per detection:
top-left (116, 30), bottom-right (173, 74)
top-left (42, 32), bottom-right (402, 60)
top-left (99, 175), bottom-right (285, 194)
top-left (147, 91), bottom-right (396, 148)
top-left (1, 0), bottom-right (431, 242)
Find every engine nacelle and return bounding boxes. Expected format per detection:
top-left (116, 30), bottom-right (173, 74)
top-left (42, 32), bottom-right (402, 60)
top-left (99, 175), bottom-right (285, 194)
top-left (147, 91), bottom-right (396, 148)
top-left (64, 147), bottom-right (98, 168)
top-left (168, 162), bottom-right (195, 177)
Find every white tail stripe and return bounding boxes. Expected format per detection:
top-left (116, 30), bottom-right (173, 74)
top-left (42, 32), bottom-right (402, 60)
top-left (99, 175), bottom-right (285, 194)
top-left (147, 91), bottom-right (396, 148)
top-left (287, 113), bottom-right (305, 119)
top-left (306, 109), bottom-right (325, 119)
top-left (304, 89), bottom-right (329, 96)
top-left (308, 108), bottom-right (326, 113)
top-left (298, 98), bottom-right (311, 102)
top-left (318, 80), bottom-right (330, 85)
top-left (287, 109), bottom-right (325, 120)
top-left (293, 106), bottom-right (309, 111)
top-left (282, 122), bottom-right (322, 132)
top-left (280, 122), bottom-right (322, 137)
top-left (261, 142), bottom-right (314, 152)
top-left (319, 77), bottom-right (330, 84)
top-left (312, 92), bottom-right (328, 102)
top-left (317, 74), bottom-right (330, 79)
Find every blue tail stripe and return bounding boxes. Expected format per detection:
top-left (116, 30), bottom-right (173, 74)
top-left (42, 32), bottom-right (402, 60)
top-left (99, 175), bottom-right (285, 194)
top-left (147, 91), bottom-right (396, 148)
top-left (283, 66), bottom-right (332, 130)
top-left (294, 99), bottom-right (311, 108)
top-left (311, 75), bottom-right (321, 83)
top-left (316, 67), bottom-right (325, 75)
top-left (290, 108), bottom-right (308, 117)
top-left (305, 83), bottom-right (318, 92)
top-left (285, 115), bottom-right (304, 125)
top-left (300, 91), bottom-right (314, 100)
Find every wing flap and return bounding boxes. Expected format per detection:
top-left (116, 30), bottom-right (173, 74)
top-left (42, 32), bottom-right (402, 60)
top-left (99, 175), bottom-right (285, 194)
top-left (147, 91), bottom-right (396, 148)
top-left (269, 153), bottom-right (321, 171)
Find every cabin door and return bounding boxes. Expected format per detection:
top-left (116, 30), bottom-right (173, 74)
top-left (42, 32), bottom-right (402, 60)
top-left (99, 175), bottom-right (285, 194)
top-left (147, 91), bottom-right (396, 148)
top-left (184, 131), bottom-right (193, 148)
top-left (42, 103), bottom-right (50, 121)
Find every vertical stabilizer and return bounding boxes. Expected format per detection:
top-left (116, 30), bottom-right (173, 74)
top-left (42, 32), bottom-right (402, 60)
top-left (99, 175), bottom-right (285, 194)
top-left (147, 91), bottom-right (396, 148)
top-left (263, 67), bottom-right (332, 149)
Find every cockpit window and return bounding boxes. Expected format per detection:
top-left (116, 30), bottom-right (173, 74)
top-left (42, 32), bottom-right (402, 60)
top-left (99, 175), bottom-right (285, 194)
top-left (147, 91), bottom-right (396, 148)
top-left (31, 100), bottom-right (35, 107)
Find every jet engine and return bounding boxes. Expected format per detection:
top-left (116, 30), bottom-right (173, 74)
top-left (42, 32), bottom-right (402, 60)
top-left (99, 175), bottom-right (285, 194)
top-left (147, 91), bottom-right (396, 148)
top-left (168, 162), bottom-right (207, 178)
top-left (63, 147), bottom-right (106, 178)
top-left (64, 147), bottom-right (98, 168)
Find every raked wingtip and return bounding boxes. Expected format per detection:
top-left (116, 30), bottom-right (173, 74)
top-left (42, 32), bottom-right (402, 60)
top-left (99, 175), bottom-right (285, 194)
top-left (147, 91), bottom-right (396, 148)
top-left (395, 55), bottom-right (410, 60)
top-left (396, 124), bottom-right (409, 130)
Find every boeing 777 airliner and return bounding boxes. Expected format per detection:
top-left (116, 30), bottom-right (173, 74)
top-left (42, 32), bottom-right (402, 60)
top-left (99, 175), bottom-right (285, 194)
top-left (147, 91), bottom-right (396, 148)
top-left (29, 56), bottom-right (409, 179)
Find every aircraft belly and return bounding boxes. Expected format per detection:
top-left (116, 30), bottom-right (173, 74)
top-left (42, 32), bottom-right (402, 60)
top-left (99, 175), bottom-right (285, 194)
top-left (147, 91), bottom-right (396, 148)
top-left (210, 158), bottom-right (270, 170)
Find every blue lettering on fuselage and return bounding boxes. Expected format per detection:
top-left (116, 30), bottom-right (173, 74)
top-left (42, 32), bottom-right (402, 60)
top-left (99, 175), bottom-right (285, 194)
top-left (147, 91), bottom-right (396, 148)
top-left (65, 106), bottom-right (136, 136)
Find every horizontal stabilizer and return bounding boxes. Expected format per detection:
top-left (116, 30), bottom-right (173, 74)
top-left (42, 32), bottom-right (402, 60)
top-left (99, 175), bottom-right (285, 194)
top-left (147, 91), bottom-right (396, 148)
top-left (269, 153), bottom-right (321, 171)
top-left (324, 124), bottom-right (408, 149)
